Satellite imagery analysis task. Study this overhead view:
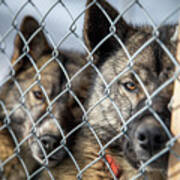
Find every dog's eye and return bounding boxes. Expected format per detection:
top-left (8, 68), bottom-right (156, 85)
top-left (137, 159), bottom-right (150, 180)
top-left (33, 91), bottom-right (44, 100)
top-left (123, 82), bottom-right (137, 92)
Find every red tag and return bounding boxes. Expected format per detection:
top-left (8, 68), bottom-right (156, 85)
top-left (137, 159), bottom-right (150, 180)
top-left (105, 154), bottom-right (122, 178)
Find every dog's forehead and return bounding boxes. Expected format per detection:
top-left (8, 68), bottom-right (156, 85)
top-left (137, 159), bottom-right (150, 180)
top-left (114, 44), bottom-right (157, 73)
top-left (113, 29), bottom-right (176, 78)
top-left (26, 56), bottom-right (60, 78)
top-left (14, 57), bottom-right (61, 96)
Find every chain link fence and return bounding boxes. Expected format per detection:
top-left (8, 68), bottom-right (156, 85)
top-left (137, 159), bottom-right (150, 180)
top-left (0, 0), bottom-right (180, 179)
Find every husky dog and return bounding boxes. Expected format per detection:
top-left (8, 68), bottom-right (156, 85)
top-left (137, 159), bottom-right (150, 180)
top-left (37, 0), bottom-right (177, 179)
top-left (0, 16), bottom-right (93, 179)
top-left (84, 0), bottom-right (176, 179)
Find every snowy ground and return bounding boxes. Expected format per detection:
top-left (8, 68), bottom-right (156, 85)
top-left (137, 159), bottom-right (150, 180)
top-left (0, 0), bottom-right (180, 85)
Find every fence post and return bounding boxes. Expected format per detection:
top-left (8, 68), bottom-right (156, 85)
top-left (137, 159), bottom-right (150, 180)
top-left (167, 25), bottom-right (180, 180)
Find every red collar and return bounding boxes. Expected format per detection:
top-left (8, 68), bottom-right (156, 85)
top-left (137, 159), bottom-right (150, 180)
top-left (105, 154), bottom-right (122, 178)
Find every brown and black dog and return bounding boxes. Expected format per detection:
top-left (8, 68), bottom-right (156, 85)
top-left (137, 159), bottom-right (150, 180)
top-left (0, 16), bottom-right (94, 179)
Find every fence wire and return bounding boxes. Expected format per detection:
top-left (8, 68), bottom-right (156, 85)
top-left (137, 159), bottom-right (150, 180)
top-left (0, 0), bottom-right (180, 180)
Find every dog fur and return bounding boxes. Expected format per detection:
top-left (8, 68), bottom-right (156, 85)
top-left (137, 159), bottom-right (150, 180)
top-left (38, 0), bottom-right (176, 179)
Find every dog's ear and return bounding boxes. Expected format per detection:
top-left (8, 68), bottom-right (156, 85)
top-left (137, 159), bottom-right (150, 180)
top-left (11, 16), bottom-right (51, 72)
top-left (84, 0), bottom-right (135, 62)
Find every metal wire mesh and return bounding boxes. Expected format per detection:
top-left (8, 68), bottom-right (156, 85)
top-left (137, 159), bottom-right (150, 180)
top-left (0, 0), bottom-right (180, 180)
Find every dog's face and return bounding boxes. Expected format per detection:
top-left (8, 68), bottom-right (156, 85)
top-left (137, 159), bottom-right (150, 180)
top-left (0, 17), bottom-right (77, 167)
top-left (84, 0), bottom-right (176, 171)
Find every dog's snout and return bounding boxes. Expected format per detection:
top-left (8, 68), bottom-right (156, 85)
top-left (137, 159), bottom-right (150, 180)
top-left (136, 122), bottom-right (166, 153)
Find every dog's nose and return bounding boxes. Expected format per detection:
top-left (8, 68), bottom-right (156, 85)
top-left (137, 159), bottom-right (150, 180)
top-left (40, 135), bottom-right (58, 153)
top-left (136, 123), bottom-right (166, 153)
